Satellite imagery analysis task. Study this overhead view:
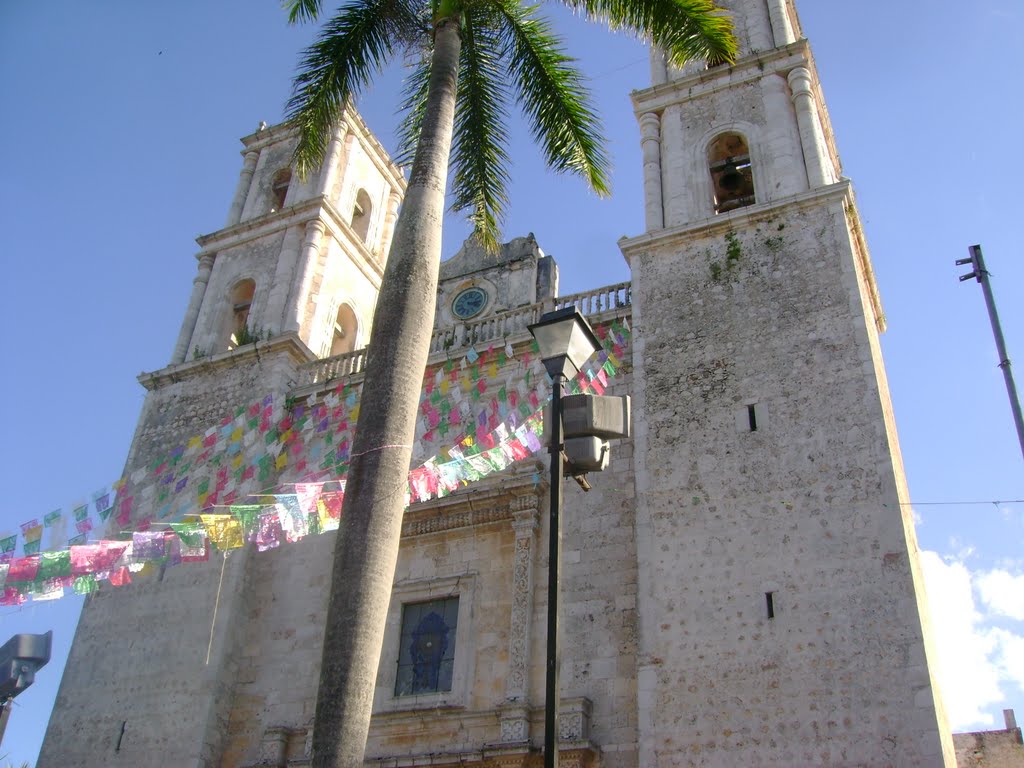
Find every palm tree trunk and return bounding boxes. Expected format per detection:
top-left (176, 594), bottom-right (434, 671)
top-left (310, 16), bottom-right (462, 768)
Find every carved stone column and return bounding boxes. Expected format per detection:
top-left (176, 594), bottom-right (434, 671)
top-left (766, 0), bottom-right (796, 46)
top-left (171, 253), bottom-right (215, 364)
top-left (317, 123), bottom-right (349, 201)
top-left (499, 500), bottom-right (539, 744)
top-left (226, 150), bottom-right (259, 226)
top-left (787, 67), bottom-right (833, 189)
top-left (639, 112), bottom-right (664, 231)
top-left (378, 188), bottom-right (403, 263)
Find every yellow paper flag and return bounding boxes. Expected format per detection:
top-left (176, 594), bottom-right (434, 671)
top-left (200, 514), bottom-right (244, 550)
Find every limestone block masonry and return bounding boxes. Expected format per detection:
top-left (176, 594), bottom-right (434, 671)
top-left (622, 187), bottom-right (952, 766)
top-left (38, 0), bottom-right (959, 766)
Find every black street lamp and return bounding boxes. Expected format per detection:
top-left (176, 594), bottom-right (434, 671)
top-left (528, 307), bottom-right (601, 768)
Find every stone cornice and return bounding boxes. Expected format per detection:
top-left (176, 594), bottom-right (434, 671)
top-left (137, 332), bottom-right (316, 391)
top-left (237, 111), bottom-right (406, 193)
top-left (631, 39), bottom-right (810, 114)
top-left (342, 108), bottom-right (408, 192)
top-left (618, 180), bottom-right (886, 333)
top-left (619, 180), bottom-right (851, 256)
top-left (631, 39), bottom-right (842, 188)
top-left (195, 196), bottom-right (327, 251)
top-left (193, 195), bottom-right (385, 284)
top-left (401, 463), bottom-right (544, 539)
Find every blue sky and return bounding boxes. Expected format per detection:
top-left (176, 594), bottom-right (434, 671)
top-left (1, 1), bottom-right (1022, 764)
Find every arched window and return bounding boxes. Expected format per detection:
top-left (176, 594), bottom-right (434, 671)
top-left (271, 169), bottom-right (291, 212)
top-left (351, 189), bottom-right (372, 243)
top-left (330, 304), bottom-right (358, 356)
top-left (708, 133), bottom-right (755, 214)
top-left (227, 279), bottom-right (256, 349)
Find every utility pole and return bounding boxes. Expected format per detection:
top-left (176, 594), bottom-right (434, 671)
top-left (957, 244), bottom-right (1024, 463)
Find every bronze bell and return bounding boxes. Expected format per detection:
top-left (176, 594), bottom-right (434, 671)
top-left (718, 159), bottom-right (745, 192)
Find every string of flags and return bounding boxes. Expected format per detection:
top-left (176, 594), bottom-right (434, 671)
top-left (0, 319), bottom-right (631, 606)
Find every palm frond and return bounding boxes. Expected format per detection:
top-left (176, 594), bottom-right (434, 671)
top-left (563, 0), bottom-right (735, 67)
top-left (396, 53), bottom-right (433, 169)
top-left (495, 2), bottom-right (610, 196)
top-left (284, 0), bottom-right (324, 24)
top-left (450, 3), bottom-right (512, 250)
top-left (286, 0), bottom-right (422, 177)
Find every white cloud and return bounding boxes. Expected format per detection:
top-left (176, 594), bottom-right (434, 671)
top-left (991, 629), bottom-right (1024, 688)
top-left (919, 551), bottom-right (1002, 729)
top-left (976, 569), bottom-right (1024, 621)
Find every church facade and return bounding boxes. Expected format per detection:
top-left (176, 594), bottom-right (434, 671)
top-left (39, 0), bottom-right (955, 766)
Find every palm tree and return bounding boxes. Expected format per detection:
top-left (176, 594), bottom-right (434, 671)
top-left (284, 0), bottom-right (734, 765)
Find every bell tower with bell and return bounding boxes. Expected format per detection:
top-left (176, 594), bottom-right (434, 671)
top-left (620, 0), bottom-right (956, 764)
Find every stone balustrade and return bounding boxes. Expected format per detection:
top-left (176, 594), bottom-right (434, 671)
top-left (555, 281), bottom-right (631, 316)
top-left (297, 281), bottom-right (631, 389)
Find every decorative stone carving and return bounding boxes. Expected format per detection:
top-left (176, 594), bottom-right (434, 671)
top-left (498, 704), bottom-right (531, 744)
top-left (504, 506), bottom-right (538, 706)
top-left (402, 504), bottom-right (513, 538)
top-left (558, 697), bottom-right (592, 742)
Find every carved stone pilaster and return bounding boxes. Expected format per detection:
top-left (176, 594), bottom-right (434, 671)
top-left (503, 504), bottom-right (539, 715)
top-left (558, 697), bottom-right (592, 742)
top-left (244, 724), bottom-right (308, 768)
top-left (498, 703), bottom-right (531, 745)
top-left (378, 188), bottom-right (403, 262)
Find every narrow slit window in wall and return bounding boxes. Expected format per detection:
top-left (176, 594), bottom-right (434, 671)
top-left (271, 169), bottom-right (291, 212)
top-left (330, 304), bottom-right (358, 356)
top-left (766, 592), bottom-right (776, 619)
top-left (227, 279), bottom-right (256, 350)
top-left (747, 403), bottom-right (758, 431)
top-left (352, 189), bottom-right (373, 243)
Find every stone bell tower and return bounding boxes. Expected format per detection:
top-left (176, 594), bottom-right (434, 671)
top-left (172, 115), bottom-right (405, 364)
top-left (38, 110), bottom-right (405, 768)
top-left (619, 1), bottom-right (955, 765)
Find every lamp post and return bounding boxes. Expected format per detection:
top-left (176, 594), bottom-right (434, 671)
top-left (528, 308), bottom-right (601, 768)
top-left (0, 630), bottom-right (52, 747)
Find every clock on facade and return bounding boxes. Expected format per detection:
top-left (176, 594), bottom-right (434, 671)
top-left (451, 287), bottom-right (487, 320)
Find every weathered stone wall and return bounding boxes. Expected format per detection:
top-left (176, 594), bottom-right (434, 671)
top-left (302, 233), bottom-right (381, 358)
top-left (39, 345), bottom-right (306, 768)
top-left (39, 548), bottom-right (253, 768)
top-left (954, 726), bottom-right (1024, 767)
top-left (659, 74), bottom-right (810, 227)
top-left (239, 134), bottom-right (314, 223)
top-left (625, 195), bottom-right (948, 766)
top-left (185, 230), bottom-right (288, 358)
top-left (543, 363), bottom-right (639, 767)
top-left (435, 235), bottom-right (549, 325)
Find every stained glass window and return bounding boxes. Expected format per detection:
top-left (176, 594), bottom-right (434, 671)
top-left (395, 596), bottom-right (459, 696)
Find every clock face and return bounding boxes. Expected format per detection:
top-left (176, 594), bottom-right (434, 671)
top-left (452, 287), bottom-right (487, 320)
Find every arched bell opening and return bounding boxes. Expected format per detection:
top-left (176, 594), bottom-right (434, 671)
top-left (708, 132), bottom-right (756, 214)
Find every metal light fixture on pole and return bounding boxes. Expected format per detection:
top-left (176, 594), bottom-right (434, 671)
top-left (957, 245), bottom-right (1024, 463)
top-left (0, 631), bottom-right (53, 747)
top-left (528, 307), bottom-right (601, 768)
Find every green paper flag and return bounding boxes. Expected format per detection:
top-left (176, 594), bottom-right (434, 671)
top-left (38, 551), bottom-right (72, 580)
top-left (73, 575), bottom-right (98, 595)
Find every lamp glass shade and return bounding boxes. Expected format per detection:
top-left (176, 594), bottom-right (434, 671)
top-left (529, 308), bottom-right (601, 378)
